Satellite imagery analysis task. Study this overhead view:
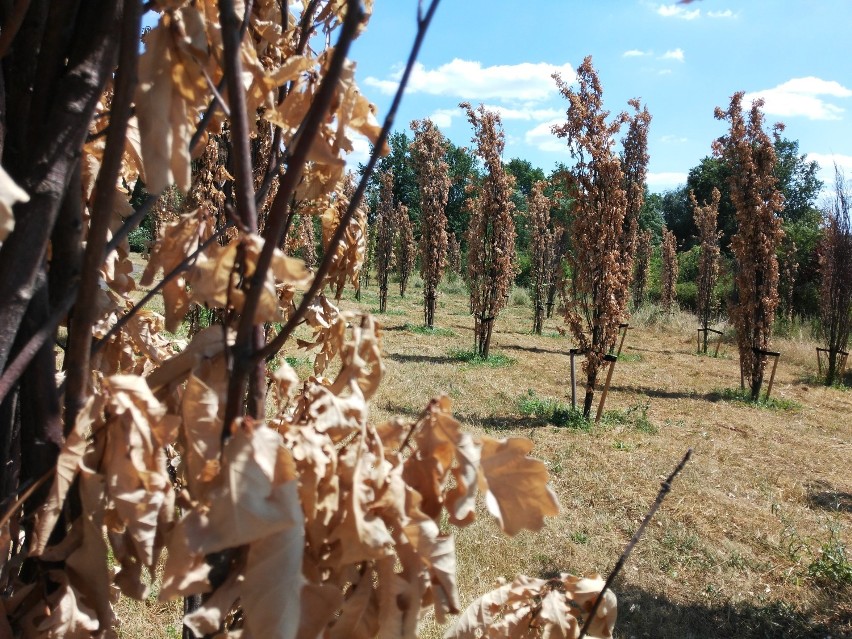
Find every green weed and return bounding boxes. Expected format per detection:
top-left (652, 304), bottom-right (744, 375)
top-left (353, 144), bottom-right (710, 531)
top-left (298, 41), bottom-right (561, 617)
top-left (450, 349), bottom-right (516, 368)
top-left (712, 387), bottom-right (801, 411)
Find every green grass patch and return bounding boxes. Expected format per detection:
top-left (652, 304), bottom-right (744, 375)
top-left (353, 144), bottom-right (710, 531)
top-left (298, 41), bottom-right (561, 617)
top-left (403, 323), bottom-right (457, 337)
top-left (284, 355), bottom-right (313, 375)
top-left (617, 352), bottom-right (643, 363)
top-left (517, 390), bottom-right (590, 430)
top-left (370, 307), bottom-right (407, 316)
top-left (711, 387), bottom-right (801, 411)
top-left (601, 401), bottom-right (658, 433)
top-left (450, 349), bottom-right (516, 368)
top-left (808, 525), bottom-right (852, 587)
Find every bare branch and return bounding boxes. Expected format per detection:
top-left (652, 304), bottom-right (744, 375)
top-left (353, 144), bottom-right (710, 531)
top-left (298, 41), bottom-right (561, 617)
top-left (578, 448), bottom-right (693, 639)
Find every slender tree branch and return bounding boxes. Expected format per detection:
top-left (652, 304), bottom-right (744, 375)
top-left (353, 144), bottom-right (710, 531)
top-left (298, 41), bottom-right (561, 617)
top-left (577, 448), bottom-right (693, 639)
top-left (64, 0), bottom-right (143, 431)
top-left (92, 228), bottom-right (228, 353)
top-left (0, 286), bottom-right (77, 405)
top-left (223, 0), bottom-right (366, 431)
top-left (259, 0), bottom-right (443, 362)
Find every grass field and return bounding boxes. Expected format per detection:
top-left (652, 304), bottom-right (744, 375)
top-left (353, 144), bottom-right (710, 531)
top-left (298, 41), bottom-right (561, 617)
top-left (124, 261), bottom-right (851, 638)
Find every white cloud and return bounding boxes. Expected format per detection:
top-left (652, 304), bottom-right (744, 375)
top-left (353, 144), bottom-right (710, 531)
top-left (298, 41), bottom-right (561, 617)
top-left (524, 120), bottom-right (571, 155)
top-left (657, 4), bottom-right (700, 20)
top-left (365, 59), bottom-right (575, 103)
top-left (660, 48), bottom-right (685, 62)
top-left (623, 49), bottom-right (651, 58)
top-left (745, 77), bottom-right (852, 121)
top-left (345, 136), bottom-right (372, 169)
top-left (658, 69), bottom-right (673, 76)
top-left (660, 134), bottom-right (688, 144)
top-left (647, 171), bottom-right (688, 187)
top-left (429, 108), bottom-right (457, 128)
top-left (707, 9), bottom-right (735, 18)
top-left (805, 153), bottom-right (852, 191)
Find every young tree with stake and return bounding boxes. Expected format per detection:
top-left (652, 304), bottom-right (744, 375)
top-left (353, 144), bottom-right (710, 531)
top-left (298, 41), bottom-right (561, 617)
top-left (714, 93), bottom-right (785, 399)
top-left (552, 56), bottom-right (632, 418)
top-left (410, 119), bottom-right (451, 327)
top-left (461, 103), bottom-right (517, 359)
top-left (692, 188), bottom-right (722, 352)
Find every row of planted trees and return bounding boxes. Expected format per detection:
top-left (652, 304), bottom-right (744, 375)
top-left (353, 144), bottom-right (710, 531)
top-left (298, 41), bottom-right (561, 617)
top-left (356, 60), bottom-right (850, 413)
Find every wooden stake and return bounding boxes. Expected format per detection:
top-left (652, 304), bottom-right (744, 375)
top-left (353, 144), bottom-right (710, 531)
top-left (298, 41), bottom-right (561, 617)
top-left (616, 323), bottom-right (629, 357)
top-left (595, 354), bottom-right (618, 423)
top-left (569, 348), bottom-right (580, 410)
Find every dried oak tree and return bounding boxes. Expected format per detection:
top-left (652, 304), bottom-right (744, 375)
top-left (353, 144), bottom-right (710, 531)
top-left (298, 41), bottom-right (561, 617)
top-left (411, 118), bottom-right (451, 327)
top-left (714, 93), bottom-right (785, 399)
top-left (661, 227), bottom-right (679, 314)
top-left (374, 170), bottom-right (396, 312)
top-left (691, 188), bottom-right (722, 352)
top-left (461, 103), bottom-right (517, 359)
top-left (447, 231), bottom-right (462, 277)
top-left (396, 203), bottom-right (416, 296)
top-left (619, 98), bottom-right (652, 297)
top-left (529, 180), bottom-right (560, 334)
top-left (632, 229), bottom-right (653, 309)
top-left (818, 167), bottom-right (852, 385)
top-left (0, 2), bottom-right (594, 638)
top-left (552, 56), bottom-right (631, 418)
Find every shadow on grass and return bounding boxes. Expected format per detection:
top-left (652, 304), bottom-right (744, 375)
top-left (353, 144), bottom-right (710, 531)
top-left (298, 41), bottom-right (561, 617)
top-left (387, 353), bottom-right (459, 365)
top-left (806, 479), bottom-right (852, 514)
top-left (608, 584), bottom-right (850, 639)
top-left (500, 343), bottom-right (565, 356)
top-left (608, 384), bottom-right (703, 401)
top-left (457, 412), bottom-right (551, 431)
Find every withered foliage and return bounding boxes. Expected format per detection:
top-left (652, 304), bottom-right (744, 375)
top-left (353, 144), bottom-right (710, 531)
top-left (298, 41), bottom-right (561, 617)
top-left (447, 232), bottom-right (463, 277)
top-left (0, 2), bottom-right (600, 638)
top-left (777, 235), bottom-right (798, 324)
top-left (396, 204), bottom-right (416, 298)
top-left (619, 99), bottom-right (652, 295)
top-left (461, 103), bottom-right (517, 359)
top-left (818, 168), bottom-right (852, 385)
top-left (691, 188), bottom-right (722, 351)
top-left (660, 228), bottom-right (679, 314)
top-left (529, 180), bottom-right (560, 335)
top-left (552, 56), bottom-right (632, 418)
top-left (714, 93), bottom-right (785, 399)
top-left (411, 119), bottom-right (451, 327)
top-left (374, 171), bottom-right (396, 313)
top-left (632, 229), bottom-right (653, 309)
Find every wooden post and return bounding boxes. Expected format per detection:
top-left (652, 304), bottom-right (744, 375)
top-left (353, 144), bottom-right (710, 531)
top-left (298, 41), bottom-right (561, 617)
top-left (752, 347), bottom-right (781, 400)
top-left (816, 347), bottom-right (825, 376)
top-left (569, 348), bottom-right (580, 410)
top-left (616, 323), bottom-right (629, 357)
top-left (840, 350), bottom-right (849, 379)
top-left (595, 354), bottom-right (618, 423)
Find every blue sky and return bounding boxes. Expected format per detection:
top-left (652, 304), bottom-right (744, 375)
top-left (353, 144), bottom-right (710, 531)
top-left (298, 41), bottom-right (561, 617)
top-left (348, 0), bottom-right (852, 194)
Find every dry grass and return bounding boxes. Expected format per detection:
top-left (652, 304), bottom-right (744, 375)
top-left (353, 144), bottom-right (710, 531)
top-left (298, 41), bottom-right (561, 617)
top-left (123, 257), bottom-right (851, 638)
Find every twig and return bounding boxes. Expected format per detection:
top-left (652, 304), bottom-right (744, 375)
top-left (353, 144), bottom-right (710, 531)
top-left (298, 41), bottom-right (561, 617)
top-left (577, 448), bottom-right (693, 639)
top-left (92, 227), bottom-right (228, 353)
top-left (223, 0), bottom-right (366, 432)
top-left (258, 0), bottom-right (443, 362)
top-left (0, 289), bottom-right (76, 404)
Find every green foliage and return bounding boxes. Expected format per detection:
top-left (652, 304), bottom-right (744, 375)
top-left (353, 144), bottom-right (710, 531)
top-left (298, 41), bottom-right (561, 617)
top-left (517, 390), bottom-right (589, 430)
top-left (601, 401), bottom-right (657, 433)
top-left (676, 281), bottom-right (697, 312)
top-left (808, 525), bottom-right (852, 587)
top-left (510, 286), bottom-right (530, 307)
top-left (514, 250), bottom-right (532, 288)
top-left (449, 349), bottom-right (515, 367)
top-left (128, 225), bottom-right (153, 253)
top-left (711, 387), bottom-right (801, 411)
top-left (403, 323), bottom-right (456, 337)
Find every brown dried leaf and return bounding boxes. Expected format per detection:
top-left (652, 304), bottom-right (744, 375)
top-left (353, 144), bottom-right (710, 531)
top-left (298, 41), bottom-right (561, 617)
top-left (31, 394), bottom-right (105, 556)
top-left (478, 436), bottom-right (559, 536)
top-left (140, 209), bottom-right (211, 332)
